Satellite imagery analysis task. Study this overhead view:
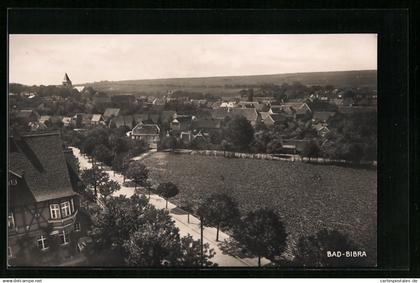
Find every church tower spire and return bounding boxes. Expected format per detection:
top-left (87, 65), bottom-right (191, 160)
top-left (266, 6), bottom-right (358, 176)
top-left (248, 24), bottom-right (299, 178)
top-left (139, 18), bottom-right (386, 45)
top-left (62, 73), bottom-right (72, 87)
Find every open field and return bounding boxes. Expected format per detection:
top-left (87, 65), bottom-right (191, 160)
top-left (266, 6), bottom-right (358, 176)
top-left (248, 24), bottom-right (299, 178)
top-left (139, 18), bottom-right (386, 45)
top-left (142, 152), bottom-right (377, 265)
top-left (81, 70), bottom-right (377, 96)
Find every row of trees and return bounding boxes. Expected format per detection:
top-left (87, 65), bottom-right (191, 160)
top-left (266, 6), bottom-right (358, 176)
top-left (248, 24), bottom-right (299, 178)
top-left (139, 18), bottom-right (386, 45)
top-left (62, 126), bottom-right (148, 170)
top-left (160, 112), bottom-right (376, 163)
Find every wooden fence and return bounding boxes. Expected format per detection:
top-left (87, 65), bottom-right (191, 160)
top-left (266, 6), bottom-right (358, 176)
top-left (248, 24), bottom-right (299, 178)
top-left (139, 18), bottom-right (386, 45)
top-left (172, 149), bottom-right (376, 168)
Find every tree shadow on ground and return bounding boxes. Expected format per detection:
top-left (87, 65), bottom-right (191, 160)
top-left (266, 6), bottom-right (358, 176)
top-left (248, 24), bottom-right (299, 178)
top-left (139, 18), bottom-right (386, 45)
top-left (218, 238), bottom-right (254, 259)
top-left (170, 206), bottom-right (188, 215)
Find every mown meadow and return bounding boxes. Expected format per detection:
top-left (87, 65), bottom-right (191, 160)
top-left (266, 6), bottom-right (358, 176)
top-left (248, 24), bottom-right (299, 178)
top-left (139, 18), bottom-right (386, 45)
top-left (142, 152), bottom-right (377, 265)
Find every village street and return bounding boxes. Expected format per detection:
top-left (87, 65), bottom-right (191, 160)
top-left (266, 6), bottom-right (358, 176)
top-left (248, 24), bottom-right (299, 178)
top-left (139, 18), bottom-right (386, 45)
top-left (70, 147), bottom-right (270, 267)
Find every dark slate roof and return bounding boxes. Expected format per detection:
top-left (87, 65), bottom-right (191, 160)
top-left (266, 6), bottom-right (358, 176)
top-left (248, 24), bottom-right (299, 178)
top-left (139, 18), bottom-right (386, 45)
top-left (191, 119), bottom-right (221, 130)
top-left (9, 132), bottom-right (76, 203)
top-left (63, 73), bottom-right (71, 82)
top-left (230, 108), bottom-right (259, 122)
top-left (132, 124), bottom-right (160, 135)
top-left (103, 108), bottom-right (120, 118)
top-left (211, 108), bottom-right (230, 120)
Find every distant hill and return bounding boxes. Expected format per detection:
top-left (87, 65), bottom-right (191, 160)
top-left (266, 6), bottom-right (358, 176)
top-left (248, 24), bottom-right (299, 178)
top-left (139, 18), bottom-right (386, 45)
top-left (80, 70), bottom-right (377, 96)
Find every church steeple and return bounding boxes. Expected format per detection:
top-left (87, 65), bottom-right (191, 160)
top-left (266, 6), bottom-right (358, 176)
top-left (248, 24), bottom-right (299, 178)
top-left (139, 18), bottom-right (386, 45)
top-left (62, 73), bottom-right (72, 87)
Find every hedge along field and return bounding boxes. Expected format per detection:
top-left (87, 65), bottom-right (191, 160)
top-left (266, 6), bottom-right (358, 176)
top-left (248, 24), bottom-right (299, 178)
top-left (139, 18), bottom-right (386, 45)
top-left (142, 152), bottom-right (377, 265)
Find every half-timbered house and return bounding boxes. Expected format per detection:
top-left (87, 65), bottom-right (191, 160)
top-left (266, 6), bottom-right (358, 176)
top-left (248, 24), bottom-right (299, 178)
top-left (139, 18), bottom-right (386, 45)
top-left (8, 131), bottom-right (84, 265)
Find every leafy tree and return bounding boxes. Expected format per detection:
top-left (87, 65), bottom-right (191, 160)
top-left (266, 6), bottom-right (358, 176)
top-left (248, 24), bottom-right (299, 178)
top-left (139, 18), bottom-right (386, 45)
top-left (156, 182), bottom-right (179, 209)
top-left (343, 143), bottom-right (365, 163)
top-left (233, 208), bottom-right (288, 267)
top-left (294, 228), bottom-right (367, 267)
top-left (99, 180), bottom-right (121, 203)
top-left (128, 139), bottom-right (148, 157)
top-left (302, 140), bottom-right (321, 159)
top-left (123, 208), bottom-right (182, 267)
top-left (125, 161), bottom-right (149, 189)
top-left (88, 195), bottom-right (215, 267)
top-left (177, 235), bottom-right (216, 267)
top-left (266, 138), bottom-right (284, 154)
top-left (160, 135), bottom-right (177, 150)
top-left (81, 166), bottom-right (110, 197)
top-left (179, 197), bottom-right (195, 223)
top-left (93, 144), bottom-right (113, 165)
top-left (224, 116), bottom-right (254, 151)
top-left (197, 193), bottom-right (240, 242)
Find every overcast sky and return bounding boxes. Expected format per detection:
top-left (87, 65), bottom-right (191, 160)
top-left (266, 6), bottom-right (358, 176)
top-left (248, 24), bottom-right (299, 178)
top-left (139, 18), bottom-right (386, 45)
top-left (9, 34), bottom-right (377, 86)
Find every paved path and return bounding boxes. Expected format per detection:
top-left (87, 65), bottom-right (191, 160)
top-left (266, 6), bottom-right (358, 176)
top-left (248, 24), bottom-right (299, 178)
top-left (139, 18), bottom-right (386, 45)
top-left (71, 147), bottom-right (270, 267)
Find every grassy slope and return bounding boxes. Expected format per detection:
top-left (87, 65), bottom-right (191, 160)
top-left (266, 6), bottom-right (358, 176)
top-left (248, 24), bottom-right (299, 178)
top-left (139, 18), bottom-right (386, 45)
top-left (142, 152), bottom-right (377, 265)
top-left (82, 70), bottom-right (377, 95)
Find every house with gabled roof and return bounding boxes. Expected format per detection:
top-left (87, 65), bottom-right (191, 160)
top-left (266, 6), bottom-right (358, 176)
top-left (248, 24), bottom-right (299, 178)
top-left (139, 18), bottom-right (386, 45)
top-left (313, 123), bottom-right (331, 137)
top-left (131, 123), bottom-right (160, 149)
top-left (8, 132), bottom-right (85, 265)
top-left (91, 114), bottom-right (105, 126)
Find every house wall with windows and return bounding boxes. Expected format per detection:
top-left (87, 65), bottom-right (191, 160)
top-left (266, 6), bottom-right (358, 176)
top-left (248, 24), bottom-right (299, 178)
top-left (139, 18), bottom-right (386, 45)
top-left (8, 132), bottom-right (88, 265)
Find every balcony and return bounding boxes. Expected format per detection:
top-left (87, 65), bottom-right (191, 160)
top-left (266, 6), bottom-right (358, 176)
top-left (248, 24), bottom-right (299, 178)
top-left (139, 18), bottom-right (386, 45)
top-left (48, 210), bottom-right (78, 229)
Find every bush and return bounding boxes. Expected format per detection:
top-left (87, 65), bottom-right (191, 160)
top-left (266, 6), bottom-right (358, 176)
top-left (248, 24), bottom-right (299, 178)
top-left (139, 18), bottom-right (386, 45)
top-left (293, 228), bottom-right (368, 267)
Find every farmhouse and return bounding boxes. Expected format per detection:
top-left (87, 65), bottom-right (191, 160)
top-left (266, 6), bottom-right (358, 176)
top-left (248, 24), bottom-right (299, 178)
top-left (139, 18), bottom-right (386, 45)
top-left (90, 114), bottom-right (105, 126)
top-left (131, 123), bottom-right (160, 149)
top-left (8, 132), bottom-right (85, 264)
